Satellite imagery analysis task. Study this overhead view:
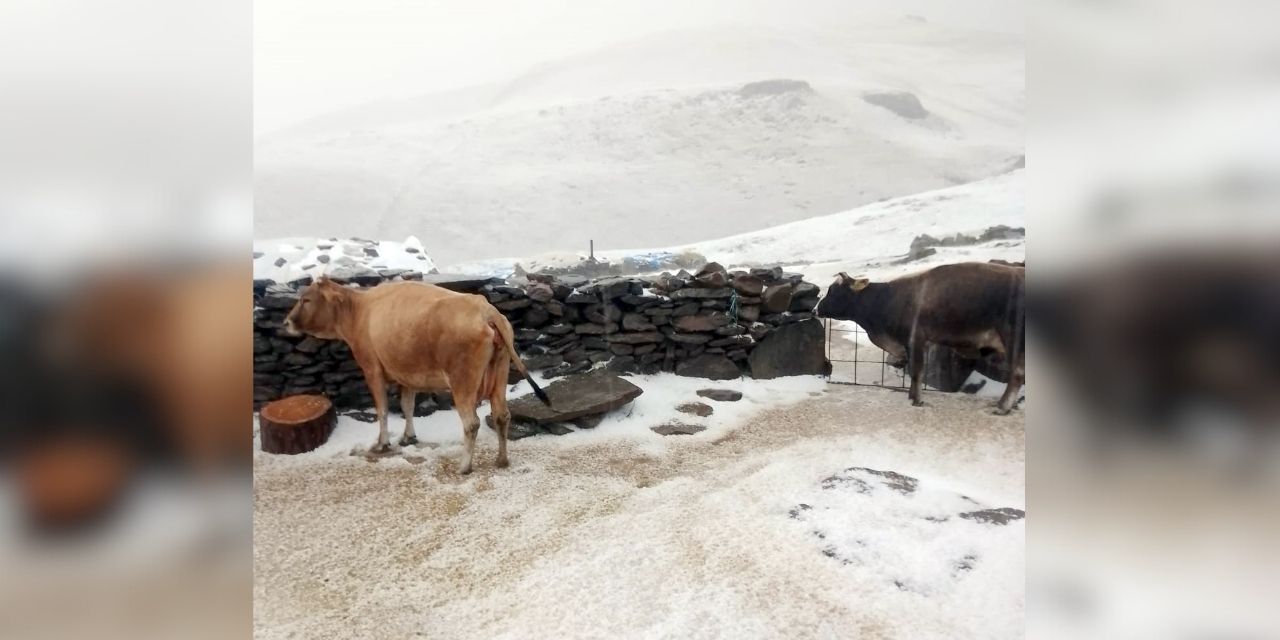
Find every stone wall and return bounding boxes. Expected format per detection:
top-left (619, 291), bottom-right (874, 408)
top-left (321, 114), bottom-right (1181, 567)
top-left (252, 263), bottom-right (829, 410)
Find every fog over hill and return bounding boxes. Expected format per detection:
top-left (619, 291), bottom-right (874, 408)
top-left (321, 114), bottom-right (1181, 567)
top-left (255, 21), bottom-right (1023, 266)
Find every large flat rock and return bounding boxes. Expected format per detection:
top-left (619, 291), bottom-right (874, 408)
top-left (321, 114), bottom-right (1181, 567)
top-left (508, 370), bottom-right (643, 425)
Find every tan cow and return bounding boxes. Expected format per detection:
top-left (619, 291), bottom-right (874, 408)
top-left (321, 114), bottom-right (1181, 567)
top-left (283, 276), bottom-right (549, 473)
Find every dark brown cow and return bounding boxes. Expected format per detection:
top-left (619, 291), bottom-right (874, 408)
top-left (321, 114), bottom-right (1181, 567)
top-left (815, 262), bottom-right (1025, 413)
top-left (283, 277), bottom-right (549, 473)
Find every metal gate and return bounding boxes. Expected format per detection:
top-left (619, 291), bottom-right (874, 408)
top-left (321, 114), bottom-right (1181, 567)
top-left (824, 318), bottom-right (911, 389)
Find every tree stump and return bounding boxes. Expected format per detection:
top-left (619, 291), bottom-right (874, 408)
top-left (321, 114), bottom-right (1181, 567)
top-left (259, 395), bottom-right (336, 454)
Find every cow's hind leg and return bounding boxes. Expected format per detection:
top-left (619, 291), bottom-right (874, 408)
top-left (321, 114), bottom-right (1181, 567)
top-left (399, 388), bottom-right (419, 446)
top-left (994, 317), bottom-right (1025, 415)
top-left (489, 384), bottom-right (511, 468)
top-left (453, 389), bottom-right (481, 475)
top-left (996, 358), bottom-right (1025, 415)
top-left (908, 337), bottom-right (926, 407)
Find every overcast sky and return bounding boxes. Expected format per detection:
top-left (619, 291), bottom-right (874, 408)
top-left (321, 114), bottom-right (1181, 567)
top-left (254, 0), bottom-right (1021, 136)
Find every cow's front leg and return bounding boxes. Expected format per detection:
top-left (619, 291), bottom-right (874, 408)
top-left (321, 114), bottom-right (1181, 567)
top-left (366, 372), bottom-right (392, 453)
top-left (907, 338), bottom-right (926, 407)
top-left (399, 388), bottom-right (419, 446)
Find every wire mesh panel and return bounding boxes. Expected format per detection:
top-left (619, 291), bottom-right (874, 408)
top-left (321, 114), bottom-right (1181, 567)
top-left (823, 318), bottom-right (909, 388)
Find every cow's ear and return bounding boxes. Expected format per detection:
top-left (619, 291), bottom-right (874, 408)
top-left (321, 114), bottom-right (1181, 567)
top-left (318, 283), bottom-right (350, 310)
top-left (836, 272), bottom-right (851, 283)
top-left (851, 277), bottom-right (870, 291)
top-left (318, 279), bottom-right (341, 297)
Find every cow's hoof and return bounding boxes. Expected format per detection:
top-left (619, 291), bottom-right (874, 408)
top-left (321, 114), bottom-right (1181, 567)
top-left (459, 466), bottom-right (473, 475)
top-left (398, 435), bottom-right (418, 447)
top-left (911, 399), bottom-right (925, 407)
top-left (993, 408), bottom-right (1012, 416)
top-left (495, 457), bottom-right (509, 469)
top-left (370, 443), bottom-right (392, 454)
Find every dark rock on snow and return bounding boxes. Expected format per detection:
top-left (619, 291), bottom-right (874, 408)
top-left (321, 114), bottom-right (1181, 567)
top-left (862, 90), bottom-right (930, 119)
top-left (651, 422), bottom-right (707, 436)
top-left (696, 388), bottom-right (743, 402)
top-left (676, 401), bottom-right (714, 417)
top-left (958, 508), bottom-right (1026, 526)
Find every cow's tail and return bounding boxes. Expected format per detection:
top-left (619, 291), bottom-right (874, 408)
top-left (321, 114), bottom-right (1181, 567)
top-left (489, 316), bottom-right (551, 406)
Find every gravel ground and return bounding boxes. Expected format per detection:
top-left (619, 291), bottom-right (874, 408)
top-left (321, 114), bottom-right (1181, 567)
top-left (254, 382), bottom-right (1024, 639)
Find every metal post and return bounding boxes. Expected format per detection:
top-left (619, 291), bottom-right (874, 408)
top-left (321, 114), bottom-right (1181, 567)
top-left (852, 324), bottom-right (859, 385)
top-left (881, 339), bottom-right (888, 388)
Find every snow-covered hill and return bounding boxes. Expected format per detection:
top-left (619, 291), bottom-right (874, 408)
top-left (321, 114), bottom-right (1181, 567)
top-left (451, 167), bottom-right (1025, 283)
top-left (691, 167), bottom-right (1025, 283)
top-left (255, 22), bottom-right (1023, 266)
top-left (254, 167), bottom-right (1023, 284)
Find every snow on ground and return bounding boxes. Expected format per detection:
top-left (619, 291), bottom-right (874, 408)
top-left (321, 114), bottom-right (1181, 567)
top-left (254, 373), bottom-right (826, 469)
top-left (255, 21), bottom-right (1022, 266)
top-left (254, 380), bottom-right (1024, 640)
top-left (252, 235), bottom-right (436, 282)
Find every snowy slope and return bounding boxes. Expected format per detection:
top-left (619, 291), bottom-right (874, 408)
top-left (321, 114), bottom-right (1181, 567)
top-left (690, 166), bottom-right (1025, 283)
top-left (451, 167), bottom-right (1025, 282)
top-left (255, 23), bottom-right (1023, 266)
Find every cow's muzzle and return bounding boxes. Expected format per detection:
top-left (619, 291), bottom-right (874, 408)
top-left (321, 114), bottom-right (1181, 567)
top-left (282, 318), bottom-right (300, 337)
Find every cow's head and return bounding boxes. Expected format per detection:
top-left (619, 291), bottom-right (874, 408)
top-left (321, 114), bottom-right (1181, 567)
top-left (282, 277), bottom-right (349, 339)
top-left (814, 272), bottom-right (870, 321)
